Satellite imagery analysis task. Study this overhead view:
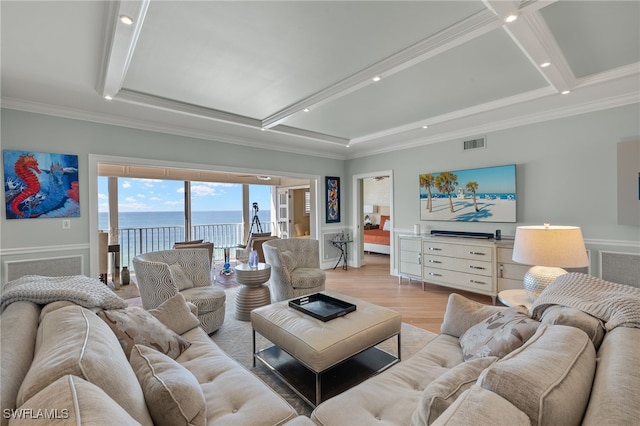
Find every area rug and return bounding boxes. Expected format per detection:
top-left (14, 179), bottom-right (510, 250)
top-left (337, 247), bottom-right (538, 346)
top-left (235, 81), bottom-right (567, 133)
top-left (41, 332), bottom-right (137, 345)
top-left (210, 286), bottom-right (436, 417)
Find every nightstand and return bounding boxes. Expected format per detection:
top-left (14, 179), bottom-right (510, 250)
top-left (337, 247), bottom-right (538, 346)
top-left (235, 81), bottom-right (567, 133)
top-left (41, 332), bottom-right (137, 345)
top-left (364, 224), bottom-right (379, 230)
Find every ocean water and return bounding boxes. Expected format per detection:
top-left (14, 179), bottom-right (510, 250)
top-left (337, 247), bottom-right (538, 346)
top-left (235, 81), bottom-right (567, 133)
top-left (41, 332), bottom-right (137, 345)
top-left (100, 210), bottom-right (272, 266)
top-left (98, 210), bottom-right (271, 230)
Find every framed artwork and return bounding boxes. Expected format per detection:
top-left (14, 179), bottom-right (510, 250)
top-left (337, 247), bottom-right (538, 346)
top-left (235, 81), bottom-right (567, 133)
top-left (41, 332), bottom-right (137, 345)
top-left (419, 164), bottom-right (516, 222)
top-left (326, 176), bottom-right (340, 223)
top-left (3, 150), bottom-right (80, 219)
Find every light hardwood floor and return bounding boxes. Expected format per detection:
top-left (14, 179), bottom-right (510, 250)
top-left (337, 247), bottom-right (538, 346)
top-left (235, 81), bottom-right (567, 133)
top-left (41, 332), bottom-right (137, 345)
top-left (325, 253), bottom-right (495, 334)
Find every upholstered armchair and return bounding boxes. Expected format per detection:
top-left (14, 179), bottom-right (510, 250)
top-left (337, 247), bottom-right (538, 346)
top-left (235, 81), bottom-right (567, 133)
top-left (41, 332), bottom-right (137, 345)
top-left (132, 248), bottom-right (225, 334)
top-left (236, 233), bottom-right (278, 263)
top-left (173, 240), bottom-right (214, 267)
top-left (262, 238), bottom-right (326, 302)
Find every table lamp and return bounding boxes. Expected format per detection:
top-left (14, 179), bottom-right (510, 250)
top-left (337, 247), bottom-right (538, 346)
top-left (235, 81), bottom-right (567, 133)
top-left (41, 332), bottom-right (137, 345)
top-left (512, 224), bottom-right (589, 301)
top-left (363, 204), bottom-right (376, 225)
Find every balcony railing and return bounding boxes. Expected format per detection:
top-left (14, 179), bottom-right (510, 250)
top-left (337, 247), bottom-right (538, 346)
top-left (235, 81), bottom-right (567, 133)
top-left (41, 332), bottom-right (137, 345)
top-left (113, 222), bottom-right (273, 268)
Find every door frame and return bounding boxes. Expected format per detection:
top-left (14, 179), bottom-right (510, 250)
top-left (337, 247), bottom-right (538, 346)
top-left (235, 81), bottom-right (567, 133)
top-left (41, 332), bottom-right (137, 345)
top-left (351, 170), bottom-right (394, 273)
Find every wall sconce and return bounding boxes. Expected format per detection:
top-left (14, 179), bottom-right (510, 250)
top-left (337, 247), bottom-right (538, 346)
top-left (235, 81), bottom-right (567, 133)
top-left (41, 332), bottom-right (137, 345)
top-left (512, 224), bottom-right (589, 301)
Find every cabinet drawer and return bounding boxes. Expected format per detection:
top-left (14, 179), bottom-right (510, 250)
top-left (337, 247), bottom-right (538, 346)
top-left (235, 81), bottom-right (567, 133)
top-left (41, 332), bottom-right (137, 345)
top-left (498, 262), bottom-right (530, 281)
top-left (423, 255), bottom-right (492, 277)
top-left (497, 247), bottom-right (514, 263)
top-left (423, 267), bottom-right (494, 292)
top-left (498, 277), bottom-right (525, 291)
top-left (423, 241), bottom-right (493, 261)
top-left (400, 261), bottom-right (422, 277)
top-left (399, 238), bottom-right (422, 252)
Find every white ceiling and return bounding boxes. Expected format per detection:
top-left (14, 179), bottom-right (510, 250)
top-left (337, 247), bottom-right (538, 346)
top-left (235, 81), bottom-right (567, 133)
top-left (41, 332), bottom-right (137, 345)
top-left (2, 1), bottom-right (639, 160)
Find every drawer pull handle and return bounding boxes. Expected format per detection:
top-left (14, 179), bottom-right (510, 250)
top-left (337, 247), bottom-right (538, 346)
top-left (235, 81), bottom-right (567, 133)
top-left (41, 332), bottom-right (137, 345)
top-left (469, 265), bottom-right (485, 270)
top-left (470, 280), bottom-right (486, 285)
top-left (428, 260), bottom-right (442, 264)
top-left (428, 272), bottom-right (442, 277)
top-left (428, 247), bottom-right (442, 251)
top-left (418, 255), bottom-right (421, 265)
top-left (499, 264), bottom-right (504, 278)
top-left (469, 251), bottom-right (485, 256)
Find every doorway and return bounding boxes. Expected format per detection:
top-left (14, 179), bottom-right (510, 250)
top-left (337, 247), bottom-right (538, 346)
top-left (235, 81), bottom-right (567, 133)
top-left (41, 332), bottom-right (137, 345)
top-left (351, 170), bottom-right (393, 274)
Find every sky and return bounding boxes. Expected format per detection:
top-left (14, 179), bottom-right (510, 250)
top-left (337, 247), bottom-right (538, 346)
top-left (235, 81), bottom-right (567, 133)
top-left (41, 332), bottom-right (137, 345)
top-left (98, 177), bottom-right (272, 212)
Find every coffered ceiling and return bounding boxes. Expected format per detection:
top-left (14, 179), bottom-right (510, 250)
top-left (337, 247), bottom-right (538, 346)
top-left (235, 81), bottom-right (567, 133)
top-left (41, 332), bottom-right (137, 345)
top-left (2, 1), bottom-right (639, 159)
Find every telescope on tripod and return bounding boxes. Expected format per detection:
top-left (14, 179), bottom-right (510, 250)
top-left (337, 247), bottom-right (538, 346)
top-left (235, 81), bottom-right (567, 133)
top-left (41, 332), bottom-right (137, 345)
top-left (249, 202), bottom-right (263, 235)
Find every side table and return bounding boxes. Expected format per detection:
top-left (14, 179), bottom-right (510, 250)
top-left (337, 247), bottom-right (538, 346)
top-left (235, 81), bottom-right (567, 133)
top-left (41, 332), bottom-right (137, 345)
top-left (497, 289), bottom-right (532, 310)
top-left (330, 238), bottom-right (352, 270)
top-left (234, 263), bottom-right (271, 321)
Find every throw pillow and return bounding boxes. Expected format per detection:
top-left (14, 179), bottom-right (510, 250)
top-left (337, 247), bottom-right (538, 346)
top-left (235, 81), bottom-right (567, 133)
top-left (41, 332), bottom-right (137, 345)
top-left (459, 307), bottom-right (539, 361)
top-left (149, 293), bottom-right (200, 335)
top-left (380, 215), bottom-right (390, 229)
top-left (98, 307), bottom-right (191, 360)
top-left (17, 305), bottom-right (153, 425)
top-left (478, 325), bottom-right (596, 426)
top-left (281, 250), bottom-right (298, 272)
top-left (130, 344), bottom-right (206, 426)
top-left (169, 263), bottom-right (194, 291)
top-left (410, 356), bottom-right (498, 426)
top-left (14, 375), bottom-right (140, 425)
top-left (440, 293), bottom-right (510, 338)
top-left (539, 305), bottom-right (606, 350)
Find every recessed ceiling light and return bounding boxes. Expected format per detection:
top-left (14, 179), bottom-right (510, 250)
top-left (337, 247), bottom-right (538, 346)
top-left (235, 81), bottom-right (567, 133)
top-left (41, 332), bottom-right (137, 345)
top-left (260, 127), bottom-right (266, 131)
top-left (504, 14), bottom-right (518, 23)
top-left (119, 15), bottom-right (134, 25)
top-left (372, 76), bottom-right (381, 82)
top-left (422, 125), bottom-right (429, 129)
top-left (303, 108), bottom-right (310, 112)
top-left (256, 175), bottom-right (271, 181)
top-left (540, 62), bottom-right (551, 68)
top-left (346, 144), bottom-right (350, 148)
top-left (561, 90), bottom-right (571, 95)
top-left (104, 95), bottom-right (113, 100)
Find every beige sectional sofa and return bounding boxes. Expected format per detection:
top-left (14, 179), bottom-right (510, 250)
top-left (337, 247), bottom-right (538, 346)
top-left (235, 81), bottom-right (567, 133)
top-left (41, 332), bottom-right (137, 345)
top-left (1, 291), bottom-right (311, 425)
top-left (2, 272), bottom-right (638, 425)
top-left (311, 274), bottom-right (640, 426)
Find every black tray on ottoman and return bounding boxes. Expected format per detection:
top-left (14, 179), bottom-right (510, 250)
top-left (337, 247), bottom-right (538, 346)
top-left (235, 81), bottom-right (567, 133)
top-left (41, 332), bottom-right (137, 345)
top-left (289, 293), bottom-right (356, 321)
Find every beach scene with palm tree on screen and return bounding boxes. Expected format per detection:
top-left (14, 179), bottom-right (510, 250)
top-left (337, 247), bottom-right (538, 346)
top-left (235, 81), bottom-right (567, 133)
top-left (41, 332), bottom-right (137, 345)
top-left (419, 164), bottom-right (516, 222)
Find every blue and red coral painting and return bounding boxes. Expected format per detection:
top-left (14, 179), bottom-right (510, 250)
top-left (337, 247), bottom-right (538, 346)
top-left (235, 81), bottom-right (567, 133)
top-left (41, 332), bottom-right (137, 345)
top-left (3, 150), bottom-right (80, 219)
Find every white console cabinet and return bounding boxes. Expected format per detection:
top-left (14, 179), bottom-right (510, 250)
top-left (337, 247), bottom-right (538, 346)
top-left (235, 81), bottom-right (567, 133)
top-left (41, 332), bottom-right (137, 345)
top-left (398, 235), bottom-right (423, 288)
top-left (422, 238), bottom-right (496, 303)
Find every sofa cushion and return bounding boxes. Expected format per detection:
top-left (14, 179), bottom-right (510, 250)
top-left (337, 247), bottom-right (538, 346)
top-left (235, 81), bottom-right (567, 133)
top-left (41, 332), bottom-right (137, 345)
top-left (12, 375), bottom-right (140, 425)
top-left (281, 250), bottom-right (298, 272)
top-left (130, 344), bottom-right (206, 426)
top-left (478, 324), bottom-right (596, 426)
top-left (149, 293), bottom-right (200, 335)
top-left (410, 356), bottom-right (498, 426)
top-left (538, 305), bottom-right (605, 349)
top-left (169, 263), bottom-right (194, 291)
top-left (0, 301), bottom-right (41, 425)
top-left (180, 286), bottom-right (226, 314)
top-left (440, 293), bottom-right (511, 338)
top-left (98, 307), bottom-right (191, 359)
top-left (459, 306), bottom-right (539, 361)
top-left (17, 305), bottom-right (152, 425)
top-left (430, 385), bottom-right (530, 426)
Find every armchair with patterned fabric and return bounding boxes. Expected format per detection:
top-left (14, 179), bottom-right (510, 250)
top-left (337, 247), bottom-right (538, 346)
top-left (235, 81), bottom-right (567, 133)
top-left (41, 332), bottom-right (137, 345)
top-left (132, 248), bottom-right (225, 334)
top-left (262, 238), bottom-right (326, 302)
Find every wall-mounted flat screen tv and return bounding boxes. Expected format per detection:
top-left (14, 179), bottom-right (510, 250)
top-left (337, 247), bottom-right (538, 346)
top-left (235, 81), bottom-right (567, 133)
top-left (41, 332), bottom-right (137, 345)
top-left (419, 164), bottom-right (516, 222)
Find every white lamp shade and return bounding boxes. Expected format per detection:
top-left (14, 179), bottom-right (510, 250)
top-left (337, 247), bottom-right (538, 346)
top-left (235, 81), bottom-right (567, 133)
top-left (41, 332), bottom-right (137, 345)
top-left (512, 225), bottom-right (589, 268)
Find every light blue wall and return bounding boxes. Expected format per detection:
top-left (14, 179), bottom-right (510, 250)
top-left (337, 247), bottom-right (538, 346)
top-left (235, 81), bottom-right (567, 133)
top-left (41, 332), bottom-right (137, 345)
top-left (2, 105), bottom-right (639, 282)
top-left (0, 109), bottom-right (345, 282)
top-left (346, 103), bottom-right (640, 274)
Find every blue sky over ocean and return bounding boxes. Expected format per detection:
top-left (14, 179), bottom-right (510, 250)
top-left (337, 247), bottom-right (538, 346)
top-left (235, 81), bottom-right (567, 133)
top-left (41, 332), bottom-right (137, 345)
top-left (98, 177), bottom-right (271, 212)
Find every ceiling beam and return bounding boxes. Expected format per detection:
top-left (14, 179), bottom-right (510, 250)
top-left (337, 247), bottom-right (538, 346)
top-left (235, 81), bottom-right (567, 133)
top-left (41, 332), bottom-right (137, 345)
top-left (260, 8), bottom-right (504, 130)
top-left (96, 0), bottom-right (150, 98)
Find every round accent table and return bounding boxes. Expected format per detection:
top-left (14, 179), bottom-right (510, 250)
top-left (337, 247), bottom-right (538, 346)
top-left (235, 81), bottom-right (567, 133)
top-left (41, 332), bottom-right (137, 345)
top-left (234, 263), bottom-right (271, 321)
top-left (497, 289), bottom-right (532, 310)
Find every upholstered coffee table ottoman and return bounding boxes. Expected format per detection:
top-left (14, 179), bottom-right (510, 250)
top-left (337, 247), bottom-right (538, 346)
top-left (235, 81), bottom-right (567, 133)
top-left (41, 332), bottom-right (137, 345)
top-left (251, 290), bottom-right (401, 406)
